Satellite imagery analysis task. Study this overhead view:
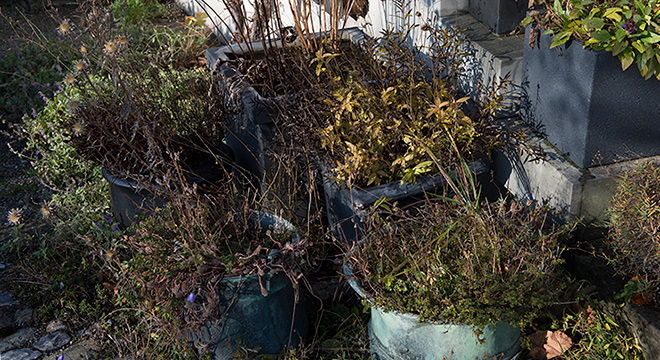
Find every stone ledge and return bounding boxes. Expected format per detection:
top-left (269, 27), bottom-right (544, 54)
top-left (494, 117), bottom-right (660, 224)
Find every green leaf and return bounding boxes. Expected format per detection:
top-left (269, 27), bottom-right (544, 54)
top-left (582, 18), bottom-right (605, 30)
top-left (591, 30), bottom-right (613, 42)
top-left (615, 27), bottom-right (628, 42)
top-left (612, 39), bottom-right (629, 56)
top-left (604, 7), bottom-right (623, 22)
top-left (550, 31), bottom-right (572, 48)
top-left (619, 50), bottom-right (635, 70)
top-left (632, 40), bottom-right (646, 53)
top-left (643, 58), bottom-right (656, 80)
top-left (641, 32), bottom-right (660, 44)
top-left (520, 16), bottom-right (533, 28)
top-left (553, 0), bottom-right (565, 17)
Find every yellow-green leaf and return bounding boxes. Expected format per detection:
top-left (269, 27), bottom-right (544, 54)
top-left (551, 31), bottom-right (572, 48)
top-left (604, 7), bottom-right (623, 22)
top-left (620, 51), bottom-right (635, 70)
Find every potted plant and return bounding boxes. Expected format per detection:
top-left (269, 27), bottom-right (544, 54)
top-left (111, 187), bottom-right (309, 358)
top-left (520, 0), bottom-right (660, 168)
top-left (206, 27), bottom-right (368, 192)
top-left (215, 22), bottom-right (506, 243)
top-left (344, 154), bottom-right (575, 359)
top-left (285, 25), bottom-right (505, 243)
top-left (469, 0), bottom-right (529, 34)
top-left (43, 2), bottom-right (233, 226)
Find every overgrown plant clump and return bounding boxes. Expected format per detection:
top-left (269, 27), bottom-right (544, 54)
top-left (1, 0), bottom-right (228, 345)
top-left (524, 0), bottom-right (660, 80)
top-left (244, 23), bottom-right (505, 187)
top-left (557, 302), bottom-right (643, 359)
top-left (8, 0), bottom-right (226, 183)
top-left (104, 189), bottom-right (308, 357)
top-left (607, 161), bottom-right (660, 303)
top-left (346, 154), bottom-right (574, 327)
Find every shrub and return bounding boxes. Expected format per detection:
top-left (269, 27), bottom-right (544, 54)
top-left (346, 156), bottom-right (574, 327)
top-left (246, 24), bottom-right (504, 187)
top-left (608, 161), bottom-right (660, 299)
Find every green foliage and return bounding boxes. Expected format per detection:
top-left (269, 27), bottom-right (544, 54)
top-left (15, 84), bottom-right (98, 189)
top-left (261, 25), bottom-right (503, 187)
top-left (320, 78), bottom-right (488, 186)
top-left (125, 12), bottom-right (217, 69)
top-left (317, 27), bottom-right (502, 187)
top-left (560, 302), bottom-right (643, 359)
top-left (17, 0), bottom-right (228, 178)
top-left (528, 0), bottom-right (660, 80)
top-left (348, 156), bottom-right (574, 327)
top-left (111, 0), bottom-right (169, 25)
top-left (0, 40), bottom-right (69, 124)
top-left (607, 161), bottom-right (660, 299)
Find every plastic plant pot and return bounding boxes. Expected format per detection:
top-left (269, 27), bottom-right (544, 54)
top-left (345, 266), bottom-right (522, 360)
top-left (102, 146), bottom-right (234, 227)
top-left (322, 159), bottom-right (489, 244)
top-left (185, 211), bottom-right (309, 358)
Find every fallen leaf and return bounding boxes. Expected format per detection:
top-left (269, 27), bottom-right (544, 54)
top-left (631, 292), bottom-right (651, 306)
top-left (545, 330), bottom-right (573, 359)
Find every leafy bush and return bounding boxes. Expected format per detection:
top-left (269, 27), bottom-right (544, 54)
top-left (15, 84), bottom-right (97, 189)
top-left (14, 0), bottom-right (228, 180)
top-left (607, 161), bottom-right (660, 299)
top-left (525, 0), bottom-right (660, 80)
top-left (560, 302), bottom-right (643, 359)
top-left (319, 77), bottom-right (496, 186)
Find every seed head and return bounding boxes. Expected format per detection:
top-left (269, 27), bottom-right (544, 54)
top-left (80, 45), bottom-right (88, 55)
top-left (68, 100), bottom-right (80, 112)
top-left (58, 19), bottom-right (71, 35)
top-left (104, 41), bottom-right (117, 54)
top-left (40, 202), bottom-right (53, 219)
top-left (72, 121), bottom-right (85, 136)
top-left (117, 35), bottom-right (128, 46)
top-left (75, 60), bottom-right (85, 72)
top-left (7, 208), bottom-right (23, 225)
top-left (65, 74), bottom-right (75, 85)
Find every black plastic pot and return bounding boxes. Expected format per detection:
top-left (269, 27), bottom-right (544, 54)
top-left (521, 29), bottom-right (660, 168)
top-left (469, 0), bottom-right (528, 35)
top-left (322, 159), bottom-right (489, 244)
top-left (103, 145), bottom-right (234, 227)
top-left (185, 211), bottom-right (309, 358)
top-left (206, 28), bottom-right (367, 192)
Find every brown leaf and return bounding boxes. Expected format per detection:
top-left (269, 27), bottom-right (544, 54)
top-left (544, 330), bottom-right (573, 359)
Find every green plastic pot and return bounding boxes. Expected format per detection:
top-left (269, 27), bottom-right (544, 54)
top-left (184, 212), bottom-right (308, 358)
top-left (345, 266), bottom-right (522, 360)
